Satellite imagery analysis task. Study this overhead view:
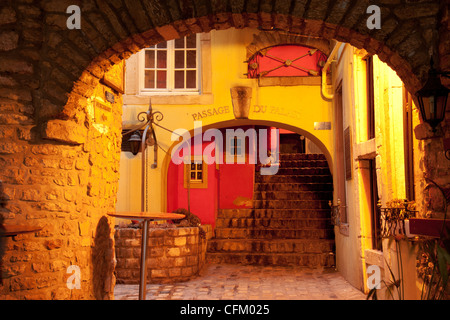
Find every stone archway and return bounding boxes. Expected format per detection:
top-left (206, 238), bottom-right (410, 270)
top-left (36, 0), bottom-right (447, 121)
top-left (161, 119), bottom-right (335, 267)
top-left (160, 119), bottom-right (334, 213)
top-left (0, 1), bottom-right (448, 299)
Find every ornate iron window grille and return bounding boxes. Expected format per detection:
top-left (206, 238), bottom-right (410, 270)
top-left (378, 199), bottom-right (418, 238)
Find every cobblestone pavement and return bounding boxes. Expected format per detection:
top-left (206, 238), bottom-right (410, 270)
top-left (114, 263), bottom-right (367, 300)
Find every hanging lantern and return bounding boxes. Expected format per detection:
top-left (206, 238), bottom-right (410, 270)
top-left (128, 131), bottom-right (142, 155)
top-left (415, 60), bottom-right (449, 132)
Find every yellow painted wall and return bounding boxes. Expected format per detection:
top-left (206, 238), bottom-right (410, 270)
top-left (332, 44), bottom-right (366, 290)
top-left (117, 28), bottom-right (334, 216)
top-left (335, 44), bottom-right (423, 299)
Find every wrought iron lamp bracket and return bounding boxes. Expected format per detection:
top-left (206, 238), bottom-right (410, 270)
top-left (123, 100), bottom-right (164, 169)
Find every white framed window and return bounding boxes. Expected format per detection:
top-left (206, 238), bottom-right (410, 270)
top-left (138, 34), bottom-right (200, 94)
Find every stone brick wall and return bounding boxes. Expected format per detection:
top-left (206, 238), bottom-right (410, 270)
top-left (0, 77), bottom-right (122, 299)
top-left (114, 225), bottom-right (212, 284)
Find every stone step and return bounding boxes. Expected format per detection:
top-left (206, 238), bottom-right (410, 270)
top-left (252, 199), bottom-right (330, 209)
top-left (217, 209), bottom-right (332, 219)
top-left (253, 191), bottom-right (332, 201)
top-left (278, 159), bottom-right (329, 168)
top-left (254, 182), bottom-right (333, 192)
top-left (255, 175), bottom-right (333, 183)
top-left (207, 239), bottom-right (335, 254)
top-left (209, 151), bottom-right (334, 267)
top-left (215, 217), bottom-right (332, 229)
top-left (275, 167), bottom-right (331, 176)
top-left (214, 228), bottom-right (334, 239)
top-left (206, 252), bottom-right (335, 267)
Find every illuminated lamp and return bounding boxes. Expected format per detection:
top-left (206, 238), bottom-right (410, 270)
top-left (128, 131), bottom-right (142, 155)
top-left (415, 59), bottom-right (449, 132)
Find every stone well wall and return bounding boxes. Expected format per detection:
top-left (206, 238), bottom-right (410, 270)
top-left (114, 225), bottom-right (212, 284)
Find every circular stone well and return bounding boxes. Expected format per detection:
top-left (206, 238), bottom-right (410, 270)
top-left (114, 224), bottom-right (212, 284)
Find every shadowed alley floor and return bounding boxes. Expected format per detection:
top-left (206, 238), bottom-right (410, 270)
top-left (114, 263), bottom-right (366, 300)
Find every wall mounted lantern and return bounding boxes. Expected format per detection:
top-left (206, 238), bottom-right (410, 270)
top-left (123, 100), bottom-right (162, 163)
top-left (415, 59), bottom-right (449, 132)
top-left (128, 131), bottom-right (142, 156)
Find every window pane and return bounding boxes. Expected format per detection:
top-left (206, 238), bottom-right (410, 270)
top-left (142, 36), bottom-right (199, 93)
top-left (196, 163), bottom-right (202, 170)
top-left (197, 172), bottom-right (202, 180)
top-left (175, 38), bottom-right (185, 49)
top-left (174, 51), bottom-right (184, 69)
top-left (191, 172), bottom-right (195, 180)
top-left (156, 70), bottom-right (166, 89)
top-left (144, 70), bottom-right (155, 88)
top-left (186, 34), bottom-right (196, 48)
top-left (175, 70), bottom-right (185, 89)
top-left (145, 50), bottom-right (155, 68)
top-left (190, 163), bottom-right (195, 170)
top-left (187, 50), bottom-right (196, 68)
top-left (157, 51), bottom-right (167, 68)
top-left (186, 70), bottom-right (196, 89)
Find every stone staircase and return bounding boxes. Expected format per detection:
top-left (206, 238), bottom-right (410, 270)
top-left (207, 153), bottom-right (335, 267)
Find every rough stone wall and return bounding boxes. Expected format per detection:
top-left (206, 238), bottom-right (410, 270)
top-left (0, 0), bottom-right (448, 300)
top-left (0, 73), bottom-right (122, 299)
top-left (416, 114), bottom-right (450, 220)
top-left (114, 225), bottom-right (212, 284)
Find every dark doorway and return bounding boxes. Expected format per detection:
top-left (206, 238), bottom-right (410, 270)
top-left (280, 133), bottom-right (305, 154)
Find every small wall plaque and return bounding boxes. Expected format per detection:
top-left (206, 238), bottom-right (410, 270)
top-left (314, 122), bottom-right (331, 130)
top-left (94, 100), bottom-right (112, 125)
top-left (105, 91), bottom-right (115, 104)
